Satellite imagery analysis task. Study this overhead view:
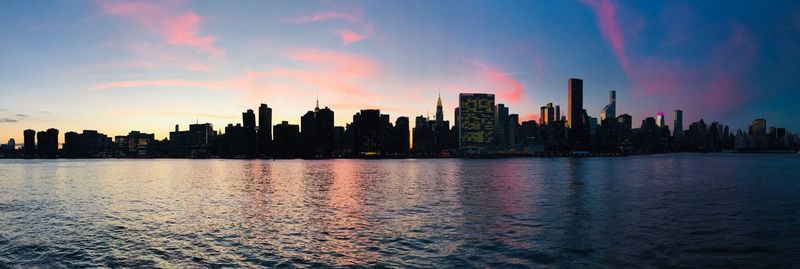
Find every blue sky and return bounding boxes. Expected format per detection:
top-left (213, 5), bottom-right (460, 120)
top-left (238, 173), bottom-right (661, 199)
top-left (1, 0), bottom-right (799, 142)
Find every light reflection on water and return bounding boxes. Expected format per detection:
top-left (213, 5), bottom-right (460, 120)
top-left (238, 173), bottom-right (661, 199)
top-left (1, 154), bottom-right (799, 267)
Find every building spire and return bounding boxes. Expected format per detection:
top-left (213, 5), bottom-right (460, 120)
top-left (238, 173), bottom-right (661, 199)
top-left (436, 90), bottom-right (443, 108)
top-left (315, 90), bottom-right (320, 111)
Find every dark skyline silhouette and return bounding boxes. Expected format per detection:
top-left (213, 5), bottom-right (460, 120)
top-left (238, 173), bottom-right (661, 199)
top-left (1, 78), bottom-right (797, 159)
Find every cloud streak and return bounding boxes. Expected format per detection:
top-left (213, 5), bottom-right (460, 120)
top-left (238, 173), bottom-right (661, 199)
top-left (92, 47), bottom-right (380, 98)
top-left (289, 9), bottom-right (374, 44)
top-left (96, 0), bottom-right (224, 57)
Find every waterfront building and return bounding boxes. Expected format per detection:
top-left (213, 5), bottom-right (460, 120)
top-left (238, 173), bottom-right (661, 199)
top-left (23, 129), bottom-right (35, 158)
top-left (568, 78), bottom-right (588, 149)
top-left (258, 104), bottom-right (272, 156)
top-left (300, 102), bottom-right (335, 158)
top-left (273, 121), bottom-right (300, 158)
top-left (36, 128), bottom-right (59, 158)
top-left (242, 109), bottom-right (257, 157)
top-left (495, 103), bottom-right (510, 147)
top-left (458, 93), bottom-right (496, 152)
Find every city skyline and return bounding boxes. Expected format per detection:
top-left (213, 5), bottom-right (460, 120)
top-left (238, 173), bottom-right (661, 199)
top-left (2, 1), bottom-right (800, 142)
top-left (2, 79), bottom-right (796, 159)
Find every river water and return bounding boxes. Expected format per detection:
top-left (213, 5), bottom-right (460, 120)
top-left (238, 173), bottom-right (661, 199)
top-left (1, 154), bottom-right (799, 267)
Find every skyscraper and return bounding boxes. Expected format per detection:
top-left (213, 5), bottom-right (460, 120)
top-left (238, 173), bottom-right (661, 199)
top-left (242, 109), bottom-right (257, 156)
top-left (567, 78), bottom-right (587, 149)
top-left (568, 78), bottom-right (583, 129)
top-left (495, 103), bottom-right (510, 146)
top-left (540, 103), bottom-right (555, 125)
top-left (656, 112), bottom-right (666, 128)
top-left (555, 105), bottom-right (561, 123)
top-left (23, 129), bottom-right (35, 158)
top-left (351, 109), bottom-right (383, 155)
top-left (600, 90), bottom-right (616, 124)
top-left (36, 128), bottom-right (59, 158)
top-left (273, 121), bottom-right (299, 158)
top-left (258, 103), bottom-right (272, 156)
top-left (300, 103), bottom-right (335, 158)
top-left (435, 93), bottom-right (444, 127)
top-left (673, 109), bottom-right (683, 138)
top-left (458, 93), bottom-right (495, 151)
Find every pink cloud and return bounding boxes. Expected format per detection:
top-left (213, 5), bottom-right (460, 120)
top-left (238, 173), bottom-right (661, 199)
top-left (289, 9), bottom-right (374, 44)
top-left (474, 61), bottom-right (524, 103)
top-left (335, 29), bottom-right (365, 44)
top-left (580, 0), bottom-right (630, 72)
top-left (580, 0), bottom-right (758, 118)
top-left (92, 48), bottom-right (380, 98)
top-left (289, 11), bottom-right (360, 24)
top-left (288, 48), bottom-right (378, 77)
top-left (92, 79), bottom-right (229, 91)
top-left (96, 0), bottom-right (224, 57)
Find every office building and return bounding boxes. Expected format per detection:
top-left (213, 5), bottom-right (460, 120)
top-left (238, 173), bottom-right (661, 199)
top-left (458, 93), bottom-right (495, 151)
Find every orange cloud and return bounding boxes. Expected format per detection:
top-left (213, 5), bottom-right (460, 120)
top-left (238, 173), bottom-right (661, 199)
top-left (96, 0), bottom-right (224, 57)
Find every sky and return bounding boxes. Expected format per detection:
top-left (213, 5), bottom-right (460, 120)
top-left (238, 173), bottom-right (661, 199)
top-left (1, 0), bottom-right (800, 143)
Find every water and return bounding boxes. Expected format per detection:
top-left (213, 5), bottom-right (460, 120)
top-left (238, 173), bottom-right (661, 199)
top-left (0, 154), bottom-right (799, 268)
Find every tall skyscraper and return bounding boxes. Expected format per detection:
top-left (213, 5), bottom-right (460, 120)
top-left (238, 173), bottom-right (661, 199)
top-left (435, 93), bottom-right (444, 127)
top-left (258, 103), bottom-right (272, 156)
top-left (555, 105), bottom-right (561, 123)
top-left (508, 114), bottom-right (520, 145)
top-left (600, 90), bottom-right (616, 124)
top-left (300, 103), bottom-right (335, 158)
top-left (458, 93), bottom-right (495, 151)
top-left (242, 109), bottom-right (257, 156)
top-left (540, 103), bottom-right (555, 125)
top-left (567, 78), bottom-right (586, 148)
top-left (673, 109), bottom-right (683, 138)
top-left (23, 129), bottom-right (36, 158)
top-left (539, 106), bottom-right (547, 125)
top-left (656, 112), bottom-right (666, 128)
top-left (495, 103), bottom-right (510, 146)
top-left (568, 78), bottom-right (583, 129)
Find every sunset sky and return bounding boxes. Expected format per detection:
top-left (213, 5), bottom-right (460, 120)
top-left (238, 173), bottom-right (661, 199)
top-left (1, 0), bottom-right (800, 142)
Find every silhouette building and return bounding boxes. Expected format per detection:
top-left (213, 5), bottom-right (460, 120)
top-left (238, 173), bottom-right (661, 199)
top-left (242, 109), bottom-right (257, 157)
top-left (258, 104), bottom-right (272, 156)
top-left (273, 121), bottom-right (300, 158)
top-left (300, 101), bottom-right (335, 158)
top-left (36, 128), bottom-right (59, 158)
top-left (495, 103), bottom-right (510, 147)
top-left (23, 129), bottom-right (35, 158)
top-left (673, 110), bottom-right (684, 139)
top-left (567, 78), bottom-right (588, 149)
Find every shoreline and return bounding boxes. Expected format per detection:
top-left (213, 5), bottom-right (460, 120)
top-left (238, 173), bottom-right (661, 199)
top-left (2, 150), bottom-right (796, 161)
